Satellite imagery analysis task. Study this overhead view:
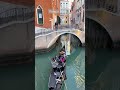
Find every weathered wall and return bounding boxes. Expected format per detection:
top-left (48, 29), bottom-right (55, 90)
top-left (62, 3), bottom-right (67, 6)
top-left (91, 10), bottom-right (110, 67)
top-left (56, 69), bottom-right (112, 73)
top-left (0, 21), bottom-right (34, 56)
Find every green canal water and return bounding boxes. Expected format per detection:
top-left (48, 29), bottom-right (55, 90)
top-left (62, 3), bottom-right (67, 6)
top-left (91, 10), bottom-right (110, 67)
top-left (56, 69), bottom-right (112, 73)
top-left (35, 47), bottom-right (85, 90)
top-left (0, 48), bottom-right (119, 90)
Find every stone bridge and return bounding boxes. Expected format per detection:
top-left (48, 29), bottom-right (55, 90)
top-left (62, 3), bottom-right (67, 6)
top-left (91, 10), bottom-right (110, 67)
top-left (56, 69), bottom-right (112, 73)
top-left (35, 29), bottom-right (85, 50)
top-left (86, 9), bottom-right (120, 42)
top-left (86, 0), bottom-right (120, 47)
top-left (0, 6), bottom-right (34, 57)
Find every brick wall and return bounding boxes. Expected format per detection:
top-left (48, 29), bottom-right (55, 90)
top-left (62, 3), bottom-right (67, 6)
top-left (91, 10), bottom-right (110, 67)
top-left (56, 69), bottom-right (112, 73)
top-left (35, 0), bottom-right (60, 29)
top-left (35, 0), bottom-right (52, 28)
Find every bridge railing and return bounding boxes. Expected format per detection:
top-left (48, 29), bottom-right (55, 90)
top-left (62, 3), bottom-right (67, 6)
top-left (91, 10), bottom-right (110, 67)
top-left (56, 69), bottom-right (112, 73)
top-left (35, 28), bottom-right (76, 36)
top-left (35, 28), bottom-right (54, 36)
top-left (0, 7), bottom-right (34, 25)
top-left (35, 28), bottom-right (79, 39)
top-left (85, 0), bottom-right (119, 14)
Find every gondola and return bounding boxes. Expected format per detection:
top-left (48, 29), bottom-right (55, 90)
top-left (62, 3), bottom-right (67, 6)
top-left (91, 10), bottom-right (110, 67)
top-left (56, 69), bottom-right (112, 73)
top-left (48, 65), bottom-right (66, 90)
top-left (48, 48), bottom-right (67, 90)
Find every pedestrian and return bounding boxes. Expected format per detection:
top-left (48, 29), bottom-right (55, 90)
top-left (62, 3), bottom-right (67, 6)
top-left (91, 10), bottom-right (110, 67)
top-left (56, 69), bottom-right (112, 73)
top-left (55, 22), bottom-right (58, 31)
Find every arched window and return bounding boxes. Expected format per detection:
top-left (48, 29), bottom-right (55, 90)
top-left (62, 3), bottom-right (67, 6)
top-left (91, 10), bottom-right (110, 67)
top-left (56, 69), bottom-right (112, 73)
top-left (36, 6), bottom-right (43, 25)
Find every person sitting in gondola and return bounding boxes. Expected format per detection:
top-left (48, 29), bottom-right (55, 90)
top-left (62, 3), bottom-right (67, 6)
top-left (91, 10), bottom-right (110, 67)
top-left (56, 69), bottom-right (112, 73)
top-left (51, 58), bottom-right (58, 74)
top-left (60, 49), bottom-right (66, 62)
top-left (56, 51), bottom-right (66, 73)
top-left (55, 55), bottom-right (59, 62)
top-left (55, 71), bottom-right (64, 84)
top-left (51, 56), bottom-right (64, 76)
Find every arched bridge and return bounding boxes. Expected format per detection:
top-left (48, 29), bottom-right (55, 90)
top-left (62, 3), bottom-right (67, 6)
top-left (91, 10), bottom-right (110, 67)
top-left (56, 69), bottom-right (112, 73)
top-left (86, 10), bottom-right (120, 42)
top-left (35, 29), bottom-right (85, 50)
top-left (86, 0), bottom-right (120, 47)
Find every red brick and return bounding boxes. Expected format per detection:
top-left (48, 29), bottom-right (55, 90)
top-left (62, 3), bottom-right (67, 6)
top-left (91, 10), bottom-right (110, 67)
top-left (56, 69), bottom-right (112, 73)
top-left (35, 0), bottom-right (60, 28)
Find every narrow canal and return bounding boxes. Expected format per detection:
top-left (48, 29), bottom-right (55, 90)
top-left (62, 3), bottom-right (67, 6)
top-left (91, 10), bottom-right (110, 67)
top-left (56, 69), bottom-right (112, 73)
top-left (35, 34), bottom-right (85, 90)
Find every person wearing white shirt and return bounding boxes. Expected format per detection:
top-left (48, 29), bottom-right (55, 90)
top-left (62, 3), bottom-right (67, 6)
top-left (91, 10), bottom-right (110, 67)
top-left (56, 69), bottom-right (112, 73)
top-left (51, 58), bottom-right (58, 73)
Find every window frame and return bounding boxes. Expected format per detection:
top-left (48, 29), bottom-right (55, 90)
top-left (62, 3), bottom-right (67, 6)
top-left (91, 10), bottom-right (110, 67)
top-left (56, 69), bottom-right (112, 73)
top-left (36, 5), bottom-right (44, 25)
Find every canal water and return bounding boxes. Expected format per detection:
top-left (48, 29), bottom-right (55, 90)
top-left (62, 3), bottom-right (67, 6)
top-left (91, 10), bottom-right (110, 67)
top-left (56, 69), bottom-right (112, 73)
top-left (35, 46), bottom-right (85, 90)
top-left (86, 48), bottom-right (120, 83)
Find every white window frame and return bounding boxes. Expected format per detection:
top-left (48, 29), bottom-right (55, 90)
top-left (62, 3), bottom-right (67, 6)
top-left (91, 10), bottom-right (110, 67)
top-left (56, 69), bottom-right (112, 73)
top-left (36, 5), bottom-right (44, 25)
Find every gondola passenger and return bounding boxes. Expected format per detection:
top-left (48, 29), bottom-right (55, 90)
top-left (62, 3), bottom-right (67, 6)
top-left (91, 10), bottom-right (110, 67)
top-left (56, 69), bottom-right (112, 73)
top-left (57, 50), bottom-right (66, 72)
top-left (51, 58), bottom-right (58, 73)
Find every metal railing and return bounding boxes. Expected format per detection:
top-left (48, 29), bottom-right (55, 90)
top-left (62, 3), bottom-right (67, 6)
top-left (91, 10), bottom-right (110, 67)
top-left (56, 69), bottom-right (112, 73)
top-left (0, 7), bottom-right (34, 25)
top-left (85, 0), bottom-right (119, 14)
top-left (35, 28), bottom-right (76, 37)
top-left (35, 29), bottom-right (82, 43)
top-left (35, 28), bottom-right (54, 36)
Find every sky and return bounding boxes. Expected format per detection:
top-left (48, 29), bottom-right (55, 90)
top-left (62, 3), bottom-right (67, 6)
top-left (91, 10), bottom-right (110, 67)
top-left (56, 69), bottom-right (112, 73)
top-left (68, 0), bottom-right (74, 9)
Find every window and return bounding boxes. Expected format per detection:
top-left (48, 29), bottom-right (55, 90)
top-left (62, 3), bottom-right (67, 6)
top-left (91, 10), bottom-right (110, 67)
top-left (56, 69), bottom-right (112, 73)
top-left (37, 6), bottom-right (43, 25)
top-left (61, 3), bottom-right (62, 7)
top-left (66, 3), bottom-right (68, 7)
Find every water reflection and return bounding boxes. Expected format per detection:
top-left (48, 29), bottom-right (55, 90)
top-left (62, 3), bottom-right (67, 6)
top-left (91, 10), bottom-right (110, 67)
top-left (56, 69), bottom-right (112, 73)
top-left (63, 47), bottom-right (85, 90)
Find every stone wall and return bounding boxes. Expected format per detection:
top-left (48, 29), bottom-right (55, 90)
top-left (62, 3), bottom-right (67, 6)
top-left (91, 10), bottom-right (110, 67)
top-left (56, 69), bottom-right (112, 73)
top-left (0, 21), bottom-right (34, 56)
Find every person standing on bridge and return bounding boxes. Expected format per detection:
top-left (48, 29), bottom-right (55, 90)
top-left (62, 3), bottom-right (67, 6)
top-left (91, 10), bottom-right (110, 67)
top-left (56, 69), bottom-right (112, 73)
top-left (54, 22), bottom-right (58, 31)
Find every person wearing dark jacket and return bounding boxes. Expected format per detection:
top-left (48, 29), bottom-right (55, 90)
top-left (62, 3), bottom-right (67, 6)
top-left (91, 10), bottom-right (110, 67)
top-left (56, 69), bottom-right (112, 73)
top-left (55, 22), bottom-right (58, 31)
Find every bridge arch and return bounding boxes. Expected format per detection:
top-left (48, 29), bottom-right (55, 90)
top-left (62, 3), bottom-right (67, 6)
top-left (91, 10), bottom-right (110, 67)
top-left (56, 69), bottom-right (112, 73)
top-left (86, 15), bottom-right (114, 41)
top-left (47, 32), bottom-right (82, 48)
top-left (86, 16), bottom-right (108, 33)
top-left (86, 18), bottom-right (113, 48)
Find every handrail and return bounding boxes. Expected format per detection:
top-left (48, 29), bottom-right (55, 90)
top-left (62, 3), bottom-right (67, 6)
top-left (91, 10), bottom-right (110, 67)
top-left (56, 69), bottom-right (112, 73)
top-left (35, 28), bottom-right (78, 38)
top-left (0, 7), bottom-right (34, 25)
top-left (0, 8), bottom-right (15, 14)
top-left (85, 0), bottom-right (119, 14)
top-left (35, 28), bottom-right (74, 35)
top-left (0, 7), bottom-right (34, 16)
